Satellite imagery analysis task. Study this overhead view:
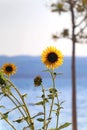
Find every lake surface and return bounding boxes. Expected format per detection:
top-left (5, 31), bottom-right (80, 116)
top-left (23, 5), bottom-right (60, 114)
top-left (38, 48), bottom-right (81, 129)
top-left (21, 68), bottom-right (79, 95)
top-left (0, 77), bottom-right (87, 130)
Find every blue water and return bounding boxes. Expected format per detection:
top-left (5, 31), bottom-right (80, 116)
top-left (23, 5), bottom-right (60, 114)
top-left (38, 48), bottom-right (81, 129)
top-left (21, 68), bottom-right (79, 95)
top-left (0, 77), bottom-right (87, 130)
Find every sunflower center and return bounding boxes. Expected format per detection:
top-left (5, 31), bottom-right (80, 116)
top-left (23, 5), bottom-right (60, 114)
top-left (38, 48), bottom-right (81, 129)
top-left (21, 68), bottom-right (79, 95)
top-left (47, 52), bottom-right (58, 63)
top-left (6, 66), bottom-right (13, 72)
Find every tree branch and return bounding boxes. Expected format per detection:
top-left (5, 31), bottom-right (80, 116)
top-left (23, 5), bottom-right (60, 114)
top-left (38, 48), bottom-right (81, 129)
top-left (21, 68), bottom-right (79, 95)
top-left (76, 23), bottom-right (87, 36)
top-left (75, 14), bottom-right (87, 27)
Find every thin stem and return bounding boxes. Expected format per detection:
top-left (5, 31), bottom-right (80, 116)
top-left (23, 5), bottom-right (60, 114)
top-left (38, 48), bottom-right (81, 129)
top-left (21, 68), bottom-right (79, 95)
top-left (56, 94), bottom-right (59, 128)
top-left (49, 69), bottom-right (55, 118)
top-left (7, 95), bottom-right (24, 116)
top-left (56, 114), bottom-right (59, 128)
top-left (50, 69), bottom-right (55, 88)
top-left (41, 84), bottom-right (46, 130)
top-left (76, 14), bottom-right (87, 27)
top-left (6, 79), bottom-right (34, 130)
top-left (8, 94), bottom-right (30, 125)
top-left (46, 94), bottom-right (54, 130)
top-left (46, 69), bottom-right (55, 130)
top-left (76, 23), bottom-right (87, 36)
top-left (11, 93), bottom-right (25, 116)
top-left (48, 96), bottom-right (54, 118)
top-left (6, 88), bottom-right (33, 127)
top-left (7, 94), bottom-right (33, 127)
top-left (0, 112), bottom-right (16, 130)
top-left (11, 91), bottom-right (34, 126)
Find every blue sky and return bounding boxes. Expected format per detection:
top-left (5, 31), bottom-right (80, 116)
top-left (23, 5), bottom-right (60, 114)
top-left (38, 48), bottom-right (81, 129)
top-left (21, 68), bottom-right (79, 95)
top-left (0, 0), bottom-right (87, 56)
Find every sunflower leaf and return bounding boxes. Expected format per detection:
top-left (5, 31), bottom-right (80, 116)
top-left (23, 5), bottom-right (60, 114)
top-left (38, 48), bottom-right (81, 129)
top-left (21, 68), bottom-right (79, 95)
top-left (35, 101), bottom-right (43, 105)
top-left (13, 117), bottom-right (28, 123)
top-left (56, 72), bottom-right (63, 75)
top-left (48, 128), bottom-right (59, 130)
top-left (1, 113), bottom-right (8, 120)
top-left (32, 112), bottom-right (44, 119)
top-left (0, 105), bottom-right (5, 108)
top-left (37, 118), bottom-right (44, 122)
top-left (42, 69), bottom-right (50, 72)
top-left (58, 122), bottom-right (71, 129)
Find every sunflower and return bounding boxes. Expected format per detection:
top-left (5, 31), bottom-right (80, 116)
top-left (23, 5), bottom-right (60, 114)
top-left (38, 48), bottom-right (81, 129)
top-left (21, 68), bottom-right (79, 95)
top-left (41, 46), bottom-right (63, 69)
top-left (34, 75), bottom-right (42, 87)
top-left (1, 63), bottom-right (17, 77)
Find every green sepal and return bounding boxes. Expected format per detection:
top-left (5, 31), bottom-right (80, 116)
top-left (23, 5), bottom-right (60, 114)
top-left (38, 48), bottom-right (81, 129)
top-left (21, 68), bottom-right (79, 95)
top-left (47, 94), bottom-right (54, 99)
top-left (49, 88), bottom-right (57, 93)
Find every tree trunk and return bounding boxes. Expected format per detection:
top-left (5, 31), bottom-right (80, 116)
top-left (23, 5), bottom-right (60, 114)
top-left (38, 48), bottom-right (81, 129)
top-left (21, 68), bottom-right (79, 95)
top-left (70, 1), bottom-right (77, 130)
top-left (72, 39), bottom-right (77, 130)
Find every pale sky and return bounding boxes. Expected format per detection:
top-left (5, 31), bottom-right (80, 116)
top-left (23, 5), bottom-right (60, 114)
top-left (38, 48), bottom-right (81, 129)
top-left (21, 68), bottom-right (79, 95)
top-left (0, 0), bottom-right (87, 57)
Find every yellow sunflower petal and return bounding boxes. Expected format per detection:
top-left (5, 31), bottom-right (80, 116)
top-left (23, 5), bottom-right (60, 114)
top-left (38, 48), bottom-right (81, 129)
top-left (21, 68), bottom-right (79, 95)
top-left (1, 63), bottom-right (17, 77)
top-left (41, 46), bottom-right (63, 69)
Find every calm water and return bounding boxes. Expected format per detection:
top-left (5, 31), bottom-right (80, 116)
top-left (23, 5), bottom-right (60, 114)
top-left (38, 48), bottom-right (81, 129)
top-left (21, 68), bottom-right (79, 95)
top-left (0, 77), bottom-right (87, 130)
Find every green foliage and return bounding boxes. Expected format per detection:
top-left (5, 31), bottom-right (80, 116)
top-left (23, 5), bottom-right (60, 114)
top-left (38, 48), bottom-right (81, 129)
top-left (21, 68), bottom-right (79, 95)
top-left (50, 1), bottom-right (87, 130)
top-left (1, 0), bottom-right (87, 130)
top-left (76, 4), bottom-right (85, 12)
top-left (0, 67), bottom-right (71, 130)
top-left (13, 117), bottom-right (28, 123)
top-left (0, 105), bottom-right (5, 108)
top-left (51, 2), bottom-right (67, 13)
top-left (35, 101), bottom-right (44, 106)
top-left (48, 122), bottom-right (71, 130)
top-left (22, 93), bottom-right (28, 98)
top-left (61, 29), bottom-right (69, 37)
top-left (0, 52), bottom-right (70, 130)
top-left (51, 0), bottom-right (87, 44)
top-left (37, 118), bottom-right (44, 122)
top-left (0, 71), bottom-right (6, 87)
top-left (32, 112), bottom-right (44, 119)
top-left (1, 112), bottom-right (8, 120)
top-left (58, 122), bottom-right (72, 129)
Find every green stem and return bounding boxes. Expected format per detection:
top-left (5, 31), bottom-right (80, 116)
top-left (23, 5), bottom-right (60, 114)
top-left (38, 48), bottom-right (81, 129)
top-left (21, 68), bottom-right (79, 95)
top-left (11, 91), bottom-right (34, 127)
top-left (56, 94), bottom-right (60, 128)
top-left (6, 79), bottom-right (34, 130)
top-left (7, 95), bottom-right (24, 116)
top-left (49, 69), bottom-right (56, 117)
top-left (7, 95), bottom-right (34, 127)
top-left (7, 91), bottom-right (32, 127)
top-left (50, 69), bottom-right (55, 88)
top-left (41, 84), bottom-right (46, 130)
top-left (48, 96), bottom-right (54, 118)
top-left (46, 69), bottom-right (55, 130)
top-left (11, 93), bottom-right (25, 116)
top-left (46, 94), bottom-right (54, 130)
top-left (0, 112), bottom-right (16, 130)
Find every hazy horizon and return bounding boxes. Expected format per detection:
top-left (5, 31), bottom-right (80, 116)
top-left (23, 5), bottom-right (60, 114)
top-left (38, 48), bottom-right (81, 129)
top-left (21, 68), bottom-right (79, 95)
top-left (0, 54), bottom-right (87, 58)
